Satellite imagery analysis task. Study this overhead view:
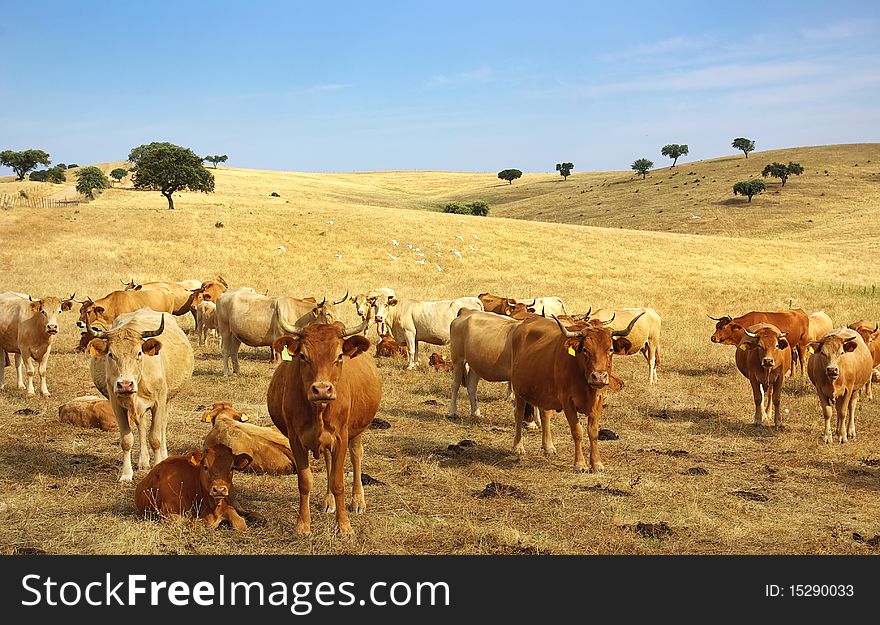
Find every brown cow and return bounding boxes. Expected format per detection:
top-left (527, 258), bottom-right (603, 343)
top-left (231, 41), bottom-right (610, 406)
top-left (846, 320), bottom-right (880, 400)
top-left (0, 292), bottom-right (74, 396)
top-left (77, 288), bottom-right (176, 332)
top-left (58, 396), bottom-right (121, 431)
top-left (807, 328), bottom-right (874, 444)
top-left (267, 316), bottom-right (380, 535)
top-left (509, 313), bottom-right (642, 473)
top-left (190, 278), bottom-right (229, 309)
top-left (710, 309), bottom-right (810, 375)
top-left (134, 443), bottom-right (253, 531)
top-left (201, 402), bottom-right (294, 474)
top-left (808, 311), bottom-right (834, 342)
top-left (375, 332), bottom-right (409, 359)
top-left (734, 323), bottom-right (792, 428)
top-left (428, 352), bottom-right (454, 371)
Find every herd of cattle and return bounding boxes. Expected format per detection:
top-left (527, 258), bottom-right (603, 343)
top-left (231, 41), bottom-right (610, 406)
top-left (2, 278), bottom-right (880, 536)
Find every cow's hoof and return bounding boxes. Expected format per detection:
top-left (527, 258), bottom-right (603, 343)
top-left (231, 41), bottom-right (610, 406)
top-left (118, 474), bottom-right (133, 483)
top-left (525, 421), bottom-right (539, 430)
top-left (351, 500), bottom-right (366, 514)
top-left (41, 391), bottom-right (50, 398)
top-left (337, 524), bottom-right (354, 536)
top-left (294, 523), bottom-right (311, 535)
top-left (513, 443), bottom-right (526, 456)
top-left (590, 465), bottom-right (605, 474)
top-left (543, 446), bottom-right (557, 457)
top-left (324, 495), bottom-right (336, 514)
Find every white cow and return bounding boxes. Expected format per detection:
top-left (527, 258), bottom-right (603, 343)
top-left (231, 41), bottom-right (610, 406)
top-left (368, 290), bottom-right (484, 369)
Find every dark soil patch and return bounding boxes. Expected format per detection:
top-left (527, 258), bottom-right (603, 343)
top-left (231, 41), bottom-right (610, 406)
top-left (629, 521), bottom-right (674, 539)
top-left (12, 546), bottom-right (47, 555)
top-left (475, 482), bottom-right (528, 500)
top-left (860, 458), bottom-right (880, 467)
top-left (845, 468), bottom-right (872, 477)
top-left (370, 418), bottom-right (392, 430)
top-left (598, 428), bottom-right (619, 440)
top-left (732, 490), bottom-right (768, 502)
top-left (852, 533), bottom-right (880, 547)
top-left (360, 473), bottom-right (385, 486)
top-left (684, 467), bottom-right (708, 475)
top-left (574, 484), bottom-right (631, 497)
top-left (640, 448), bottom-right (689, 457)
top-left (13, 408), bottom-right (37, 415)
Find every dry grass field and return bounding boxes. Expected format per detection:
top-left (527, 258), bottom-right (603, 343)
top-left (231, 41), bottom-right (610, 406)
top-left (1, 143), bottom-right (880, 555)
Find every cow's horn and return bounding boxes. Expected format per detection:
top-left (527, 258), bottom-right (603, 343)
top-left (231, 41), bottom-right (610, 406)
top-left (611, 312), bottom-right (645, 337)
top-left (333, 290), bottom-right (349, 305)
top-left (602, 313), bottom-right (616, 326)
top-left (552, 315), bottom-right (580, 339)
top-left (89, 326), bottom-right (108, 339)
top-left (341, 312), bottom-right (371, 337)
top-left (744, 328), bottom-right (758, 338)
top-left (65, 292), bottom-right (76, 302)
top-left (317, 296), bottom-right (326, 308)
top-left (873, 324), bottom-right (879, 333)
top-left (708, 314), bottom-right (725, 321)
top-left (779, 332), bottom-right (787, 338)
top-left (140, 315), bottom-right (165, 339)
top-left (527, 298), bottom-right (536, 306)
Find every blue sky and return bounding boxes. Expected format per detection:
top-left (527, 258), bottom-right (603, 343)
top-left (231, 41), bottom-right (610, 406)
top-left (1, 1), bottom-right (878, 173)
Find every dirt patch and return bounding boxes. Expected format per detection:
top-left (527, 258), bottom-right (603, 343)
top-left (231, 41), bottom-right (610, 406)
top-left (11, 546), bottom-right (48, 555)
top-left (732, 490), bottom-right (769, 502)
top-left (574, 484), bottom-right (631, 497)
top-left (845, 468), bottom-right (872, 477)
top-left (649, 409), bottom-right (673, 420)
top-left (860, 458), bottom-right (880, 467)
top-left (627, 521), bottom-right (674, 539)
top-left (13, 408), bottom-right (38, 415)
top-left (598, 428), bottom-right (619, 440)
top-left (474, 482), bottom-right (528, 500)
top-left (360, 473), bottom-right (385, 486)
top-left (852, 533), bottom-right (880, 547)
top-left (369, 418), bottom-right (392, 430)
top-left (684, 467), bottom-right (709, 475)
top-left (640, 448), bottom-right (689, 457)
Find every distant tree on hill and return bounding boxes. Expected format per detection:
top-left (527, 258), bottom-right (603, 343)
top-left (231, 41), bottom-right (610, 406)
top-left (76, 167), bottom-right (110, 200)
top-left (67, 163), bottom-right (79, 169)
top-left (733, 179), bottom-right (766, 202)
top-left (761, 162), bottom-right (804, 187)
top-left (556, 162), bottom-right (573, 181)
top-left (631, 158), bottom-right (654, 179)
top-left (497, 169), bottom-right (522, 184)
top-left (660, 144), bottom-right (688, 167)
top-left (28, 170), bottom-right (49, 182)
top-left (129, 142), bottom-right (214, 209)
top-left (0, 149), bottom-right (51, 180)
top-left (732, 138), bottom-right (756, 159)
top-left (28, 165), bottom-right (66, 184)
top-left (443, 201), bottom-right (489, 216)
top-left (110, 167), bottom-right (129, 184)
top-left (204, 154), bottom-right (228, 169)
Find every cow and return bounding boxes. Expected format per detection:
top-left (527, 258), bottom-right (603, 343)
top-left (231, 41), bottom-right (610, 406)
top-left (808, 311), bottom-right (834, 342)
top-left (77, 288), bottom-right (177, 333)
top-left (134, 443), bottom-right (253, 531)
top-left (710, 309), bottom-right (810, 375)
top-left (365, 291), bottom-right (484, 370)
top-left (478, 292), bottom-right (567, 318)
top-left (57, 395), bottom-right (131, 431)
top-left (590, 307), bottom-right (662, 384)
top-left (807, 328), bottom-right (874, 444)
top-left (216, 287), bottom-right (348, 376)
top-left (196, 300), bottom-right (220, 347)
top-left (428, 352), bottom-right (454, 371)
top-left (0, 292), bottom-right (74, 396)
top-left (266, 315), bottom-right (380, 535)
top-left (734, 323), bottom-right (792, 428)
top-left (351, 288), bottom-right (396, 337)
top-left (509, 313), bottom-right (643, 473)
top-left (86, 309), bottom-right (194, 481)
top-left (201, 401), bottom-right (294, 475)
top-left (122, 278), bottom-right (205, 322)
top-left (189, 278), bottom-right (229, 309)
top-left (375, 332), bottom-right (409, 359)
top-left (847, 320), bottom-right (880, 400)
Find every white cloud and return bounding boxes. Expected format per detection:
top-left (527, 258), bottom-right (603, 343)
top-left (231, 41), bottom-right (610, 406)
top-left (301, 83), bottom-right (352, 94)
top-left (598, 34), bottom-right (715, 62)
top-left (801, 19), bottom-right (876, 41)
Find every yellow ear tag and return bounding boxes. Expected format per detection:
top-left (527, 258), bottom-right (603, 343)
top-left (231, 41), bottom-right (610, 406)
top-left (281, 346), bottom-right (293, 361)
top-left (807, 345), bottom-right (814, 354)
top-left (739, 344), bottom-right (748, 350)
top-left (567, 346), bottom-right (577, 357)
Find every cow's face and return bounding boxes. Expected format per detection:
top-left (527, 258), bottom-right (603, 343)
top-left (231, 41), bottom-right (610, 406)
top-left (273, 323), bottom-right (370, 406)
top-left (77, 299), bottom-right (109, 331)
top-left (564, 325), bottom-right (619, 389)
top-left (371, 294), bottom-right (397, 331)
top-left (710, 316), bottom-right (743, 345)
top-left (201, 401), bottom-right (248, 424)
top-left (738, 325), bottom-right (789, 370)
top-left (506, 303), bottom-right (537, 320)
top-left (848, 321), bottom-right (880, 346)
top-left (187, 444), bottom-right (251, 501)
top-left (29, 296), bottom-right (69, 335)
top-left (478, 293), bottom-right (506, 314)
top-left (809, 335), bottom-right (861, 381)
top-left (87, 326), bottom-right (164, 397)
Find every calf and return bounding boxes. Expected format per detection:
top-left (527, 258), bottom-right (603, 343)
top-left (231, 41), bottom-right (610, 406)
top-left (134, 443), bottom-right (253, 531)
top-left (375, 332), bottom-right (408, 359)
top-left (201, 402), bottom-right (294, 474)
top-left (807, 328), bottom-right (874, 444)
top-left (196, 300), bottom-right (220, 347)
top-left (847, 320), bottom-right (880, 400)
top-left (429, 352), bottom-right (454, 371)
top-left (58, 396), bottom-right (122, 431)
top-left (734, 323), bottom-right (792, 428)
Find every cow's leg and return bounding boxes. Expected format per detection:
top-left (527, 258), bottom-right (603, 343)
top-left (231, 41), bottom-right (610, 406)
top-left (137, 406), bottom-right (151, 470)
top-left (563, 402), bottom-right (591, 472)
top-left (820, 396), bottom-right (834, 444)
top-left (772, 375), bottom-right (784, 429)
top-left (37, 349), bottom-right (51, 397)
top-left (847, 390), bottom-right (859, 441)
top-left (350, 433), bottom-right (366, 514)
top-left (322, 448), bottom-right (335, 513)
top-left (465, 366), bottom-right (481, 418)
top-left (751, 381), bottom-right (765, 426)
top-left (404, 332), bottom-right (418, 370)
top-left (229, 338), bottom-right (242, 374)
top-left (14, 353), bottom-right (25, 390)
top-left (290, 440), bottom-right (312, 534)
top-left (0, 353), bottom-right (4, 389)
top-left (835, 394), bottom-right (849, 443)
top-left (330, 437), bottom-right (353, 535)
top-left (150, 396), bottom-right (168, 464)
top-left (512, 396), bottom-right (527, 456)
top-left (449, 357), bottom-right (464, 418)
top-left (116, 403), bottom-right (136, 482)
top-left (865, 376), bottom-right (873, 401)
top-left (540, 408), bottom-right (556, 456)
top-left (23, 355), bottom-right (36, 395)
top-left (505, 381), bottom-right (515, 401)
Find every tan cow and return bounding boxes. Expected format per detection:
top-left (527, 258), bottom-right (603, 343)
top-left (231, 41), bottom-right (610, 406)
top-left (58, 396), bottom-right (122, 431)
top-left (189, 278), bottom-right (229, 309)
top-left (77, 288), bottom-right (176, 332)
top-left (590, 307), bottom-right (662, 384)
top-left (808, 311), bottom-right (834, 341)
top-left (215, 288), bottom-right (347, 376)
top-left (201, 402), bottom-right (294, 474)
top-left (734, 323), bottom-right (792, 428)
top-left (807, 328), bottom-right (874, 444)
top-left (87, 309), bottom-right (194, 481)
top-left (846, 320), bottom-right (880, 399)
top-left (122, 278), bottom-right (203, 318)
top-left (196, 300), bottom-right (220, 347)
top-left (267, 316), bottom-right (380, 535)
top-left (478, 292), bottom-right (567, 317)
top-left (0, 292), bottom-right (74, 396)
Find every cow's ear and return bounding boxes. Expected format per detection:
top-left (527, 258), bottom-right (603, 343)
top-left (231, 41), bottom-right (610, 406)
top-left (730, 323), bottom-right (742, 333)
top-left (612, 337), bottom-right (632, 354)
top-left (94, 306), bottom-right (105, 314)
top-left (777, 338), bottom-right (789, 350)
top-left (844, 340), bottom-right (859, 353)
top-left (388, 297), bottom-right (398, 306)
top-left (61, 300), bottom-right (73, 312)
top-left (272, 335), bottom-right (301, 360)
top-left (608, 372), bottom-right (625, 391)
top-left (87, 339), bottom-right (108, 358)
top-left (807, 341), bottom-right (821, 355)
top-left (186, 450), bottom-right (203, 467)
top-left (343, 335), bottom-right (371, 358)
top-left (203, 293), bottom-right (212, 301)
top-left (738, 339), bottom-right (754, 351)
top-left (29, 301), bottom-right (41, 313)
top-left (233, 453), bottom-right (253, 470)
top-left (142, 338), bottom-right (162, 356)
top-left (563, 337), bottom-right (582, 356)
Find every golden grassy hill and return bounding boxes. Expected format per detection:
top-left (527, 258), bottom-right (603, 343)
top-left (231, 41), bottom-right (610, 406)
top-left (1, 144), bottom-right (880, 555)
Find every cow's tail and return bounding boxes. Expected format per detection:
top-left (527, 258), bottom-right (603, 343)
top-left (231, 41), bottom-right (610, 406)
top-left (654, 346), bottom-right (661, 368)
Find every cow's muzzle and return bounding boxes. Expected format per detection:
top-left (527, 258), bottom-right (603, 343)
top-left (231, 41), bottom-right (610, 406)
top-left (115, 380), bottom-right (136, 395)
top-left (46, 325), bottom-right (58, 334)
top-left (762, 358), bottom-right (774, 368)
top-left (309, 382), bottom-right (337, 403)
top-left (588, 371), bottom-right (610, 388)
top-left (76, 321), bottom-right (86, 329)
top-left (210, 484), bottom-right (229, 499)
top-left (826, 367), bottom-right (839, 380)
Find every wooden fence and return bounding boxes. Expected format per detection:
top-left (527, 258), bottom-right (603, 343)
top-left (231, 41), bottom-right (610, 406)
top-left (0, 194), bottom-right (85, 209)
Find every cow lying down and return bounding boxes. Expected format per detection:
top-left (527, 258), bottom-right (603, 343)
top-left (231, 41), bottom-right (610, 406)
top-left (134, 443), bottom-right (253, 531)
top-left (58, 395), bottom-right (124, 431)
top-left (201, 401), bottom-right (294, 474)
